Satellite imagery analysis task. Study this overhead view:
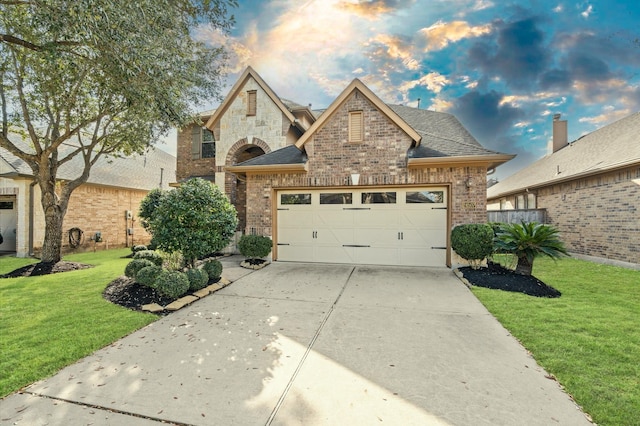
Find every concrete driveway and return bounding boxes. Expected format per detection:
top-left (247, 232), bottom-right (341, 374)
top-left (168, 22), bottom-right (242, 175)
top-left (1, 261), bottom-right (591, 425)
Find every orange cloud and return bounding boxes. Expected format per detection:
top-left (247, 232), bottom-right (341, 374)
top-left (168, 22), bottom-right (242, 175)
top-left (419, 20), bottom-right (492, 51)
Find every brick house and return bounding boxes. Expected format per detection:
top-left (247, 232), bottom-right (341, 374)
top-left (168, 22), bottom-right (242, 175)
top-left (487, 112), bottom-right (640, 266)
top-left (0, 136), bottom-right (176, 257)
top-left (178, 67), bottom-right (513, 267)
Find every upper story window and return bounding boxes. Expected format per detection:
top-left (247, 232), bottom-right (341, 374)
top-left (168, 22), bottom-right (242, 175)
top-left (191, 126), bottom-right (215, 160)
top-left (349, 111), bottom-right (363, 143)
top-left (527, 193), bottom-right (536, 209)
top-left (247, 90), bottom-right (257, 116)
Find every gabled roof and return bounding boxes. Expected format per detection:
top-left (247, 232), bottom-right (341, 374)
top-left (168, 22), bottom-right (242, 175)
top-left (487, 111), bottom-right (640, 199)
top-left (294, 78), bottom-right (422, 148)
top-left (0, 133), bottom-right (176, 191)
top-left (390, 105), bottom-right (514, 169)
top-left (205, 66), bottom-right (309, 132)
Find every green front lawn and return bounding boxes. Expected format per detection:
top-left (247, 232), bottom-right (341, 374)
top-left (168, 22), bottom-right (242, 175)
top-left (471, 257), bottom-right (639, 426)
top-left (0, 249), bottom-right (157, 398)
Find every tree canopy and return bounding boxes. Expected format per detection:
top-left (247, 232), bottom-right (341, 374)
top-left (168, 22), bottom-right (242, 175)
top-left (140, 178), bottom-right (238, 267)
top-left (0, 0), bottom-right (236, 262)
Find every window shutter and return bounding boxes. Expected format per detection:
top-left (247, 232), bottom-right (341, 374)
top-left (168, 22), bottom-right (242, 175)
top-left (191, 126), bottom-right (201, 159)
top-left (349, 111), bottom-right (363, 142)
top-left (247, 90), bottom-right (257, 116)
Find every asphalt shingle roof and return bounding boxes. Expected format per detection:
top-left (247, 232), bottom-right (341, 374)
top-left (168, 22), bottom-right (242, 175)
top-left (0, 133), bottom-right (176, 191)
top-left (235, 145), bottom-right (306, 166)
top-left (487, 111), bottom-right (640, 199)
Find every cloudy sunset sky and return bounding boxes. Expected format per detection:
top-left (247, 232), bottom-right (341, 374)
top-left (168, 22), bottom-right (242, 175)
top-left (166, 0), bottom-right (640, 180)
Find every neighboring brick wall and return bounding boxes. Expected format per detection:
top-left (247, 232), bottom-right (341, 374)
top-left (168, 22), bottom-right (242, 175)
top-left (243, 92), bottom-right (488, 236)
top-left (176, 124), bottom-right (216, 181)
top-left (49, 184), bottom-right (152, 254)
top-left (537, 166), bottom-right (640, 264)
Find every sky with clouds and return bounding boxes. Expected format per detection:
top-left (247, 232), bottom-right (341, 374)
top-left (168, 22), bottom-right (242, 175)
top-left (161, 0), bottom-right (640, 181)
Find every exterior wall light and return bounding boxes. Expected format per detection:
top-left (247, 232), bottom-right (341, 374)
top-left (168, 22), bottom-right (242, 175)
top-left (351, 173), bottom-right (360, 186)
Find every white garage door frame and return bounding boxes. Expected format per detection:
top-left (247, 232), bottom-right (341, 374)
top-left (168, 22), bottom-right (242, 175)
top-left (273, 185), bottom-right (451, 267)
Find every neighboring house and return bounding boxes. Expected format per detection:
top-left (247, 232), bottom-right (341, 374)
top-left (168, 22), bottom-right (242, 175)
top-left (0, 134), bottom-right (176, 257)
top-left (178, 67), bottom-right (513, 267)
top-left (487, 112), bottom-right (640, 266)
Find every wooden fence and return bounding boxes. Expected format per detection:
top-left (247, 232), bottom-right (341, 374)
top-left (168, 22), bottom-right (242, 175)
top-left (487, 209), bottom-right (547, 224)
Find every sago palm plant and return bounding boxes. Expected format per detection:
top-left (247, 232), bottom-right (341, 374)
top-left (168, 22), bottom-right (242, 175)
top-left (494, 222), bottom-right (569, 275)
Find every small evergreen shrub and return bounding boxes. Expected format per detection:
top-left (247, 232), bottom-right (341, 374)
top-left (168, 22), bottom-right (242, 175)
top-left (131, 245), bottom-right (148, 254)
top-left (451, 223), bottom-right (494, 269)
top-left (124, 259), bottom-right (154, 279)
top-left (186, 268), bottom-right (209, 291)
top-left (238, 235), bottom-right (272, 259)
top-left (136, 265), bottom-right (163, 288)
top-left (203, 259), bottom-right (223, 281)
top-left (154, 271), bottom-right (189, 299)
top-left (133, 250), bottom-right (163, 266)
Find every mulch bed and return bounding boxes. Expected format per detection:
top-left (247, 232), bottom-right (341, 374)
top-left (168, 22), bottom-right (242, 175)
top-left (459, 262), bottom-right (561, 298)
top-left (102, 276), bottom-right (177, 311)
top-left (0, 261), bottom-right (93, 278)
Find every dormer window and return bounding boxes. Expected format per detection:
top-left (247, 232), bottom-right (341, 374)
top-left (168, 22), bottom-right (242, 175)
top-left (247, 90), bottom-right (257, 116)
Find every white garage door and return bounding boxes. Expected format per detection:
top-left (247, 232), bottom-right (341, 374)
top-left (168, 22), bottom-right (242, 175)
top-left (276, 187), bottom-right (447, 266)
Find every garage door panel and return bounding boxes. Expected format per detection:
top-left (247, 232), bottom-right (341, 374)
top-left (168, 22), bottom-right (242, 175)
top-left (315, 245), bottom-right (356, 264)
top-left (277, 244), bottom-right (314, 262)
top-left (354, 228), bottom-right (400, 248)
top-left (316, 227), bottom-right (354, 246)
top-left (400, 247), bottom-right (446, 266)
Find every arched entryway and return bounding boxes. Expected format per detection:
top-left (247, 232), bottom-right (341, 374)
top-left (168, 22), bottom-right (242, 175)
top-left (225, 138), bottom-right (270, 232)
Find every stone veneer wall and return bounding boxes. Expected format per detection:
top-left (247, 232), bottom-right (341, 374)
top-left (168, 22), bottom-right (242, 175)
top-left (536, 165), bottom-right (640, 264)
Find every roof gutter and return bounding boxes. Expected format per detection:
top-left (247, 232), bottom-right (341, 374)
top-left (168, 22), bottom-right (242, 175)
top-left (225, 162), bottom-right (308, 174)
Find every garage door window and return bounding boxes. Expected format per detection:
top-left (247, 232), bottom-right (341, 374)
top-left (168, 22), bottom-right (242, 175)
top-left (0, 202), bottom-right (13, 209)
top-left (362, 192), bottom-right (396, 204)
top-left (406, 191), bottom-right (444, 203)
top-left (320, 193), bottom-right (352, 204)
top-left (281, 194), bottom-right (311, 205)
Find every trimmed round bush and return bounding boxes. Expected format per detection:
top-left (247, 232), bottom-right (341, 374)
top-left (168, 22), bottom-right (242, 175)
top-left (203, 259), bottom-right (223, 281)
top-left (136, 265), bottom-right (162, 288)
top-left (124, 259), bottom-right (154, 279)
top-left (154, 271), bottom-right (189, 299)
top-left (186, 268), bottom-right (209, 291)
top-left (131, 244), bottom-right (148, 254)
top-left (238, 235), bottom-right (272, 259)
top-left (451, 223), bottom-right (494, 269)
top-left (133, 250), bottom-right (163, 266)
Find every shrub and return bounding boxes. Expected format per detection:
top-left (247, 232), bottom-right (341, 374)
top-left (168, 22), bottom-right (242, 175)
top-left (159, 250), bottom-right (184, 271)
top-left (133, 250), bottom-right (163, 266)
top-left (451, 223), bottom-right (494, 269)
top-left (136, 265), bottom-right (162, 288)
top-left (124, 259), bottom-right (154, 279)
top-left (154, 271), bottom-right (189, 299)
top-left (494, 221), bottom-right (568, 276)
top-left (186, 268), bottom-right (209, 291)
top-left (238, 235), bottom-right (272, 259)
top-left (202, 259), bottom-right (222, 281)
top-left (143, 178), bottom-right (238, 267)
top-left (131, 244), bottom-right (147, 253)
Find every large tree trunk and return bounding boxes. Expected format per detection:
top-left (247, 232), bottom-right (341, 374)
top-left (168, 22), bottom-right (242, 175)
top-left (514, 255), bottom-right (533, 276)
top-left (40, 203), bottom-right (65, 263)
top-left (38, 175), bottom-right (71, 264)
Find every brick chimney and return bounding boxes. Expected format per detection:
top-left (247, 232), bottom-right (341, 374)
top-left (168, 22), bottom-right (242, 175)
top-left (552, 113), bottom-right (568, 153)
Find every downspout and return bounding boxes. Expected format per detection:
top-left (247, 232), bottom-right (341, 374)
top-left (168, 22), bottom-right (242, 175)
top-left (28, 180), bottom-right (37, 256)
